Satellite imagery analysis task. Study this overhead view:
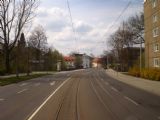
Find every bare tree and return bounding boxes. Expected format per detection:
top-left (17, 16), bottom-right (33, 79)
top-left (108, 12), bottom-right (144, 71)
top-left (28, 25), bottom-right (48, 71)
top-left (128, 12), bottom-right (144, 44)
top-left (28, 25), bottom-right (47, 51)
top-left (0, 0), bottom-right (39, 73)
top-left (108, 22), bottom-right (135, 71)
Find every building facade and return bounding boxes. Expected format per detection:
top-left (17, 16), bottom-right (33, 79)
top-left (73, 53), bottom-right (91, 69)
top-left (144, 0), bottom-right (160, 68)
top-left (64, 56), bottom-right (75, 70)
top-left (82, 54), bottom-right (91, 68)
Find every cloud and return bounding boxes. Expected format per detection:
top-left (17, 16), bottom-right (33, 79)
top-left (34, 7), bottom-right (70, 32)
top-left (33, 7), bottom-right (98, 53)
top-left (75, 21), bottom-right (93, 33)
top-left (30, 0), bottom-right (143, 56)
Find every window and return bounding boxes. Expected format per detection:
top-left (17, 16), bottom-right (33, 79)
top-left (154, 43), bottom-right (159, 52)
top-left (153, 27), bottom-right (159, 37)
top-left (153, 14), bottom-right (158, 23)
top-left (152, 0), bottom-right (157, 8)
top-left (154, 58), bottom-right (160, 67)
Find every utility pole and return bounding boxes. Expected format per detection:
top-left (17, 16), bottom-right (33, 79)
top-left (16, 40), bottom-right (20, 78)
top-left (105, 40), bottom-right (109, 69)
top-left (27, 46), bottom-right (30, 76)
top-left (107, 54), bottom-right (109, 69)
top-left (140, 39), bottom-right (142, 73)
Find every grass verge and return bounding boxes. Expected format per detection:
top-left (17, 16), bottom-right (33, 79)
top-left (0, 74), bottom-right (50, 86)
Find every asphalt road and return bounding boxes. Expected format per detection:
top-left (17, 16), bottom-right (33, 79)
top-left (0, 69), bottom-right (160, 120)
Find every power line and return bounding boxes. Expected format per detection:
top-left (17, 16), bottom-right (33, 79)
top-left (66, 0), bottom-right (78, 52)
top-left (102, 0), bottom-right (132, 50)
top-left (99, 0), bottom-right (133, 53)
top-left (105, 1), bottom-right (132, 35)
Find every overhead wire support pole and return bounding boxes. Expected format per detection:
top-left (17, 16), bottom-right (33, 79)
top-left (105, 0), bottom-right (132, 70)
top-left (66, 0), bottom-right (78, 52)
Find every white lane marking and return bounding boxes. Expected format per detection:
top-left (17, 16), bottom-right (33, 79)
top-left (20, 83), bottom-right (28, 86)
top-left (17, 89), bottom-right (28, 94)
top-left (35, 83), bottom-right (40, 87)
top-left (124, 96), bottom-right (139, 106)
top-left (27, 77), bottom-right (71, 120)
top-left (50, 81), bottom-right (55, 86)
top-left (158, 116), bottom-right (160, 119)
top-left (111, 87), bottom-right (119, 92)
top-left (0, 98), bottom-right (5, 101)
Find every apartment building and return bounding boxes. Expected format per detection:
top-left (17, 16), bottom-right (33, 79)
top-left (144, 0), bottom-right (160, 68)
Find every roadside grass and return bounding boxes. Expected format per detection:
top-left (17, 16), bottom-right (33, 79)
top-left (0, 74), bottom-right (50, 86)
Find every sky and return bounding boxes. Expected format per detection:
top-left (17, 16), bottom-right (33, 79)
top-left (31, 0), bottom-right (144, 56)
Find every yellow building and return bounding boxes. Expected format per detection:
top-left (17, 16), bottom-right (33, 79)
top-left (144, 0), bottom-right (160, 68)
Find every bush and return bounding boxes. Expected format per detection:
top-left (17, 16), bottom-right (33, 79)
top-left (0, 69), bottom-right (6, 76)
top-left (129, 67), bottom-right (160, 81)
top-left (129, 66), bottom-right (140, 77)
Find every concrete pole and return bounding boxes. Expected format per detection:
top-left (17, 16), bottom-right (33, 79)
top-left (107, 55), bottom-right (109, 69)
top-left (140, 39), bottom-right (142, 73)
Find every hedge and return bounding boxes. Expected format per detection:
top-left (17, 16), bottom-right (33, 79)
top-left (129, 67), bottom-right (160, 81)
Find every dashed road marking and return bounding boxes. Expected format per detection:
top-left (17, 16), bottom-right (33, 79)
top-left (124, 96), bottom-right (139, 106)
top-left (27, 77), bottom-right (71, 120)
top-left (111, 87), bottom-right (119, 92)
top-left (50, 81), bottom-right (55, 86)
top-left (0, 98), bottom-right (5, 101)
top-left (17, 89), bottom-right (28, 94)
top-left (20, 83), bottom-right (28, 86)
top-left (35, 83), bottom-right (40, 87)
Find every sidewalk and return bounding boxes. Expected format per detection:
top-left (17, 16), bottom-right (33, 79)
top-left (0, 69), bottom-right (84, 79)
top-left (106, 69), bottom-right (160, 96)
top-left (0, 71), bottom-right (53, 79)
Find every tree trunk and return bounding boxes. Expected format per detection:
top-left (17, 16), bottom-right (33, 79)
top-left (5, 49), bottom-right (11, 74)
top-left (27, 47), bottom-right (30, 76)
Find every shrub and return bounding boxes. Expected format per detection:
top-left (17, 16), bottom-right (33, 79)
top-left (129, 66), bottom-right (140, 77)
top-left (140, 69), bottom-right (150, 79)
top-left (129, 67), bottom-right (160, 81)
top-left (0, 69), bottom-right (6, 76)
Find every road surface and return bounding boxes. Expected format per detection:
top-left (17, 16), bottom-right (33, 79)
top-left (0, 69), bottom-right (160, 120)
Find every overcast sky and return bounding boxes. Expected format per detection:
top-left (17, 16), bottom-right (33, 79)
top-left (32, 0), bottom-right (143, 56)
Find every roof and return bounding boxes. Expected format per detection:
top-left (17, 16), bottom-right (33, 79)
top-left (64, 56), bottom-right (75, 62)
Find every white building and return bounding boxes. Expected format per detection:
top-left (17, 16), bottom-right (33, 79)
top-left (82, 54), bottom-right (91, 68)
top-left (73, 53), bottom-right (92, 69)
